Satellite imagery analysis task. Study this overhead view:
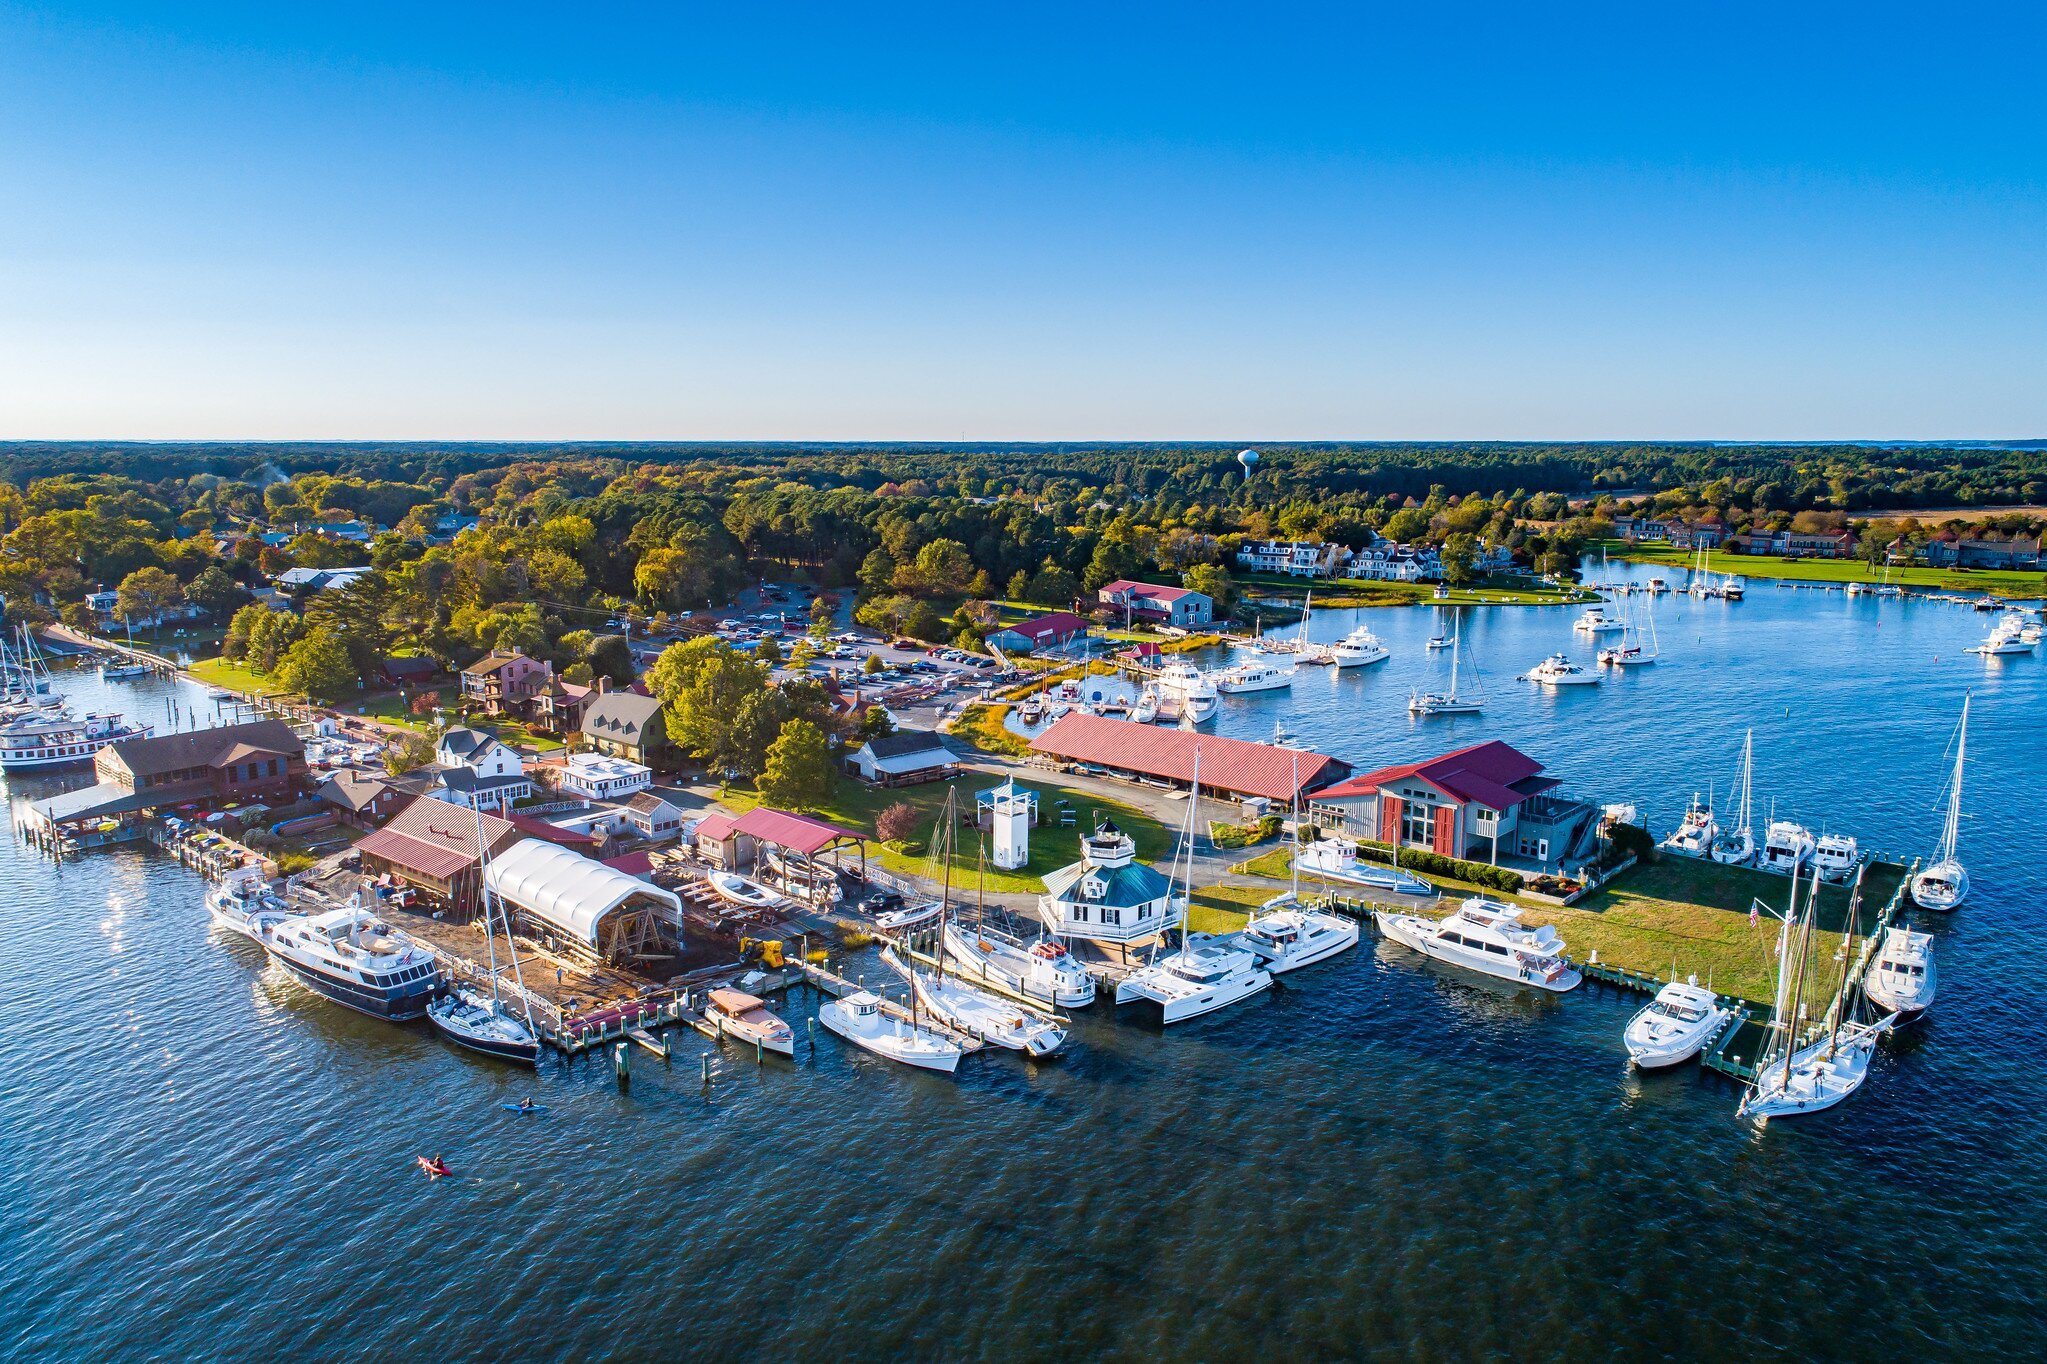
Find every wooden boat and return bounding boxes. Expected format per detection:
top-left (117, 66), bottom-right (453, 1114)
top-left (706, 987), bottom-right (795, 1056)
top-left (708, 871), bottom-right (782, 908)
top-left (818, 990), bottom-right (962, 1072)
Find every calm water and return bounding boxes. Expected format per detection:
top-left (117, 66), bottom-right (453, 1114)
top-left (4, 575), bottom-right (2045, 1361)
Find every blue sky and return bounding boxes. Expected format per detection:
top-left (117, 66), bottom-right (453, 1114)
top-left (2, 2), bottom-right (2043, 439)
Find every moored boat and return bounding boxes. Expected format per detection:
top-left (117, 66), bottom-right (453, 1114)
top-left (1520, 653), bottom-right (1599, 686)
top-left (1375, 897), bottom-right (1581, 992)
top-left (706, 987), bottom-right (796, 1056)
top-left (205, 865), bottom-right (293, 942)
top-left (1624, 979), bottom-right (1732, 1068)
top-left (941, 920), bottom-right (1096, 1007)
top-left (0, 710), bottom-right (153, 770)
top-left (884, 947), bottom-right (1066, 1056)
top-left (262, 904), bottom-right (444, 1021)
top-left (1759, 819), bottom-right (1815, 875)
top-left (1863, 926), bottom-right (1936, 1018)
top-left (427, 985), bottom-right (541, 1063)
top-left (1911, 695), bottom-right (1971, 911)
top-left (1294, 837), bottom-right (1437, 896)
top-left (1213, 659), bottom-right (1295, 694)
top-left (1660, 793), bottom-right (1717, 858)
top-left (818, 990), bottom-right (962, 1072)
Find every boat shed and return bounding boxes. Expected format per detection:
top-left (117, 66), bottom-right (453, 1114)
top-left (1027, 713), bottom-right (1349, 804)
top-left (847, 730), bottom-right (957, 787)
top-left (484, 838), bottom-right (683, 967)
top-left (354, 797), bottom-right (523, 916)
top-left (731, 806), bottom-right (868, 880)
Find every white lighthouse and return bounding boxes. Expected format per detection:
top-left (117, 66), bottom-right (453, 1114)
top-left (990, 781), bottom-right (1032, 870)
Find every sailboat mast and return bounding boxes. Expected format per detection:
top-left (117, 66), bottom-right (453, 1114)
top-left (1289, 752), bottom-right (1302, 901)
top-left (1179, 750), bottom-right (1202, 959)
top-left (1778, 864), bottom-right (1819, 1093)
top-left (1943, 694), bottom-right (1969, 863)
top-left (1824, 865), bottom-right (1865, 1058)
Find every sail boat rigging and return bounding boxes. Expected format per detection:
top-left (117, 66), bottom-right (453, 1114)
top-left (1709, 731), bottom-right (1755, 865)
top-left (1911, 695), bottom-right (1971, 910)
top-left (1235, 754), bottom-right (1361, 973)
top-left (1409, 617), bottom-right (1483, 715)
top-left (426, 805), bottom-right (541, 1064)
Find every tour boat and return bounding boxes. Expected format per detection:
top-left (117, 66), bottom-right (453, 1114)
top-left (1408, 623), bottom-right (1484, 716)
top-left (883, 947), bottom-right (1066, 1057)
top-left (1708, 733), bottom-right (1755, 866)
top-left (1863, 926), bottom-right (1936, 1019)
top-left (1572, 606), bottom-right (1625, 635)
top-left (1623, 979), bottom-right (1733, 1069)
top-left (262, 904), bottom-right (444, 1021)
top-left (1520, 653), bottom-right (1599, 686)
top-left (1115, 935), bottom-right (1273, 1023)
top-left (818, 990), bottom-right (962, 1072)
top-left (428, 984), bottom-right (541, 1063)
top-left (1235, 892), bottom-right (1359, 974)
top-left (1213, 659), bottom-right (1296, 694)
top-left (708, 871), bottom-right (782, 909)
top-left (705, 987), bottom-right (796, 1056)
top-left (206, 866), bottom-right (294, 942)
top-left (941, 920), bottom-right (1096, 1007)
top-left (1813, 832), bottom-right (1859, 882)
top-left (1660, 793), bottom-right (1716, 858)
top-left (1294, 837), bottom-right (1437, 896)
top-left (1329, 625), bottom-right (1390, 667)
top-left (1375, 897), bottom-right (1581, 992)
top-left (1759, 819), bottom-right (1815, 875)
top-left (1911, 696), bottom-right (1970, 911)
top-left (0, 711), bottom-right (152, 770)
top-left (1153, 662), bottom-right (1219, 723)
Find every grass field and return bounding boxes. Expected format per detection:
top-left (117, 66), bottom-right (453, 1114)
top-left (716, 771), bottom-right (1177, 897)
top-left (1240, 571), bottom-right (1596, 609)
top-left (1599, 538), bottom-right (2046, 598)
top-left (186, 656), bottom-right (284, 697)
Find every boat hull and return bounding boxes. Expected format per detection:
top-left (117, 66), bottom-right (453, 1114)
top-left (267, 949), bottom-right (440, 1021)
top-left (1910, 863), bottom-right (1967, 911)
top-left (428, 1009), bottom-right (541, 1064)
top-left (1375, 912), bottom-right (1582, 993)
top-left (1241, 915), bottom-right (1360, 974)
top-left (817, 1001), bottom-right (961, 1072)
top-left (1739, 1026), bottom-right (1887, 1120)
top-left (1114, 966), bottom-right (1271, 1024)
top-left (714, 1013), bottom-right (796, 1056)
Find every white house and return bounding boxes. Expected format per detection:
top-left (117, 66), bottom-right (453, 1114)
top-left (624, 792), bottom-right (685, 843)
top-left (555, 752), bottom-right (654, 801)
top-left (423, 726), bottom-right (533, 812)
top-left (1037, 820), bottom-right (1183, 945)
top-left (1235, 539), bottom-right (1347, 578)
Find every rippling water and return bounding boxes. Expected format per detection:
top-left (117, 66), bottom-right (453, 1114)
top-left (4, 576), bottom-right (2044, 1360)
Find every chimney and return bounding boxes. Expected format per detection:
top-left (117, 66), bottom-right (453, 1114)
top-left (598, 676), bottom-right (610, 694)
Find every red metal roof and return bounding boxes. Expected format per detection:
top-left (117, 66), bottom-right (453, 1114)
top-left (1313, 740), bottom-right (1550, 811)
top-left (1027, 713), bottom-right (1347, 802)
top-left (1005, 611), bottom-right (1088, 642)
top-left (693, 811), bottom-right (738, 841)
top-left (731, 806), bottom-right (864, 855)
top-left (354, 827), bottom-right (478, 880)
top-left (1101, 579), bottom-right (1196, 602)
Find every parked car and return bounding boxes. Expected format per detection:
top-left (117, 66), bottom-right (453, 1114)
top-left (859, 890), bottom-right (905, 917)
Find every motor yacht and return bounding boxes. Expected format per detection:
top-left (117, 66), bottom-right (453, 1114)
top-left (205, 866), bottom-right (293, 942)
top-left (261, 905), bottom-right (443, 1021)
top-left (1572, 606), bottom-right (1625, 635)
top-left (427, 985), bottom-right (541, 1064)
top-left (941, 920), bottom-right (1096, 1007)
top-left (1115, 935), bottom-right (1272, 1023)
top-left (1912, 696), bottom-right (1970, 910)
top-left (1153, 662), bottom-right (1218, 722)
top-left (1521, 654), bottom-right (1599, 686)
top-left (1329, 626), bottom-right (1390, 667)
top-left (1234, 892), bottom-right (1359, 973)
top-left (1375, 897), bottom-right (1581, 992)
top-left (98, 660), bottom-right (151, 680)
top-left (1213, 659), bottom-right (1295, 694)
top-left (1623, 979), bottom-right (1733, 1068)
top-left (1813, 832), bottom-right (1859, 882)
top-left (1759, 820), bottom-right (1815, 875)
top-left (1293, 837), bottom-right (1437, 896)
top-left (1964, 617), bottom-right (2034, 655)
top-left (0, 711), bottom-right (153, 771)
top-left (818, 990), bottom-right (962, 1072)
top-left (1659, 795), bottom-right (1716, 858)
top-left (1131, 686), bottom-right (1160, 724)
top-left (1863, 927), bottom-right (1936, 1018)
top-left (706, 987), bottom-right (796, 1056)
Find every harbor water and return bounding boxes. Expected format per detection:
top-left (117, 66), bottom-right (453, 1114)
top-left (4, 576), bottom-right (2046, 1359)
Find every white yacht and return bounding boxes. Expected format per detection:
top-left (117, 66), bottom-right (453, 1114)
top-left (883, 947), bottom-right (1066, 1057)
top-left (1329, 625), bottom-right (1390, 667)
top-left (1375, 897), bottom-right (1582, 992)
top-left (1863, 927), bottom-right (1936, 1018)
top-left (1813, 832), bottom-right (1859, 882)
top-left (1623, 979), bottom-right (1732, 1069)
top-left (1116, 935), bottom-right (1273, 1023)
top-left (1294, 837), bottom-right (1437, 897)
top-left (1911, 696), bottom-right (1970, 911)
top-left (1425, 634), bottom-right (1451, 650)
top-left (1572, 606), bottom-right (1625, 635)
top-left (1660, 793), bottom-right (1716, 859)
top-left (706, 986), bottom-right (796, 1056)
top-left (1965, 615), bottom-right (2035, 655)
top-left (205, 865), bottom-right (293, 942)
top-left (1759, 819), bottom-right (1815, 875)
top-left (1521, 653), bottom-right (1599, 686)
top-left (0, 711), bottom-right (153, 771)
top-left (1235, 892), bottom-right (1360, 973)
top-left (262, 904), bottom-right (444, 1021)
top-left (1131, 686), bottom-right (1160, 724)
top-left (1153, 661), bottom-right (1218, 723)
top-left (942, 920), bottom-right (1096, 1007)
top-left (818, 990), bottom-right (962, 1072)
top-left (1213, 659), bottom-right (1295, 694)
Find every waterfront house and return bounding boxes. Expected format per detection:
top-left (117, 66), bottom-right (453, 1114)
top-left (847, 730), bottom-right (957, 786)
top-left (353, 797), bottom-right (524, 916)
top-left (1924, 530), bottom-right (2042, 570)
top-left (459, 650), bottom-right (551, 717)
top-left (422, 727), bottom-right (533, 812)
top-left (554, 752), bottom-right (653, 801)
top-left (1234, 540), bottom-right (1346, 579)
top-left (1729, 528), bottom-right (1856, 559)
top-left (1096, 580), bottom-right (1215, 627)
top-left (95, 718), bottom-right (307, 805)
top-left (1037, 820), bottom-right (1181, 946)
top-left (581, 691), bottom-right (671, 767)
top-left (985, 611), bottom-right (1090, 654)
top-left (318, 769), bottom-right (406, 829)
top-left (1304, 740), bottom-right (1593, 865)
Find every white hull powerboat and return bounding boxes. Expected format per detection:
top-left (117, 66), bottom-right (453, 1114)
top-left (1294, 838), bottom-right (1437, 896)
top-left (1521, 653), bottom-right (1599, 686)
top-left (818, 990), bottom-right (962, 1072)
top-left (1234, 894), bottom-right (1359, 973)
top-left (1154, 662), bottom-right (1219, 723)
top-left (1573, 608), bottom-right (1625, 635)
top-left (1329, 626), bottom-right (1390, 667)
top-left (1375, 898), bottom-right (1581, 992)
top-left (1624, 980), bottom-right (1732, 1068)
top-left (1115, 937), bottom-right (1272, 1023)
top-left (206, 867), bottom-right (294, 942)
top-left (1760, 820), bottom-right (1815, 875)
top-left (1214, 660), bottom-right (1296, 694)
top-left (1863, 927), bottom-right (1936, 1018)
top-left (1660, 795), bottom-right (1716, 859)
top-left (707, 987), bottom-right (796, 1056)
top-left (1813, 832), bottom-right (1859, 882)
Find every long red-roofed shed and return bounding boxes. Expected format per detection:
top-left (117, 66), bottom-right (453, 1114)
top-left (1028, 713), bottom-right (1348, 803)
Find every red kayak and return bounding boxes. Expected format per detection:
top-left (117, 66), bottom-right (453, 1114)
top-left (417, 1157), bottom-right (451, 1180)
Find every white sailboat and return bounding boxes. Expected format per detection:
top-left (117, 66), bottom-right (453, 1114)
top-left (1911, 695), bottom-right (1970, 910)
top-left (1739, 865), bottom-right (1895, 1122)
top-left (1708, 732), bottom-right (1755, 866)
top-left (1596, 592), bottom-right (1658, 667)
top-left (427, 804), bottom-right (541, 1064)
top-left (1409, 620), bottom-right (1483, 715)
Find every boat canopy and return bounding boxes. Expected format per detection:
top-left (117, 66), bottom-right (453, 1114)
top-left (484, 837), bottom-right (682, 946)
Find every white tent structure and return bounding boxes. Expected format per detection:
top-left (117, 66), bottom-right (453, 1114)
top-left (484, 837), bottom-right (682, 966)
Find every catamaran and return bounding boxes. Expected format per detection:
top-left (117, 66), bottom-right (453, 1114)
top-left (1232, 758), bottom-right (1359, 974)
top-left (1409, 620), bottom-right (1483, 715)
top-left (1739, 865), bottom-right (1895, 1122)
top-left (1709, 732), bottom-right (1755, 866)
top-left (1911, 695), bottom-right (1971, 910)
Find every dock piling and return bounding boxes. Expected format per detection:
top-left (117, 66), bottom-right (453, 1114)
top-left (613, 1041), bottom-right (630, 1091)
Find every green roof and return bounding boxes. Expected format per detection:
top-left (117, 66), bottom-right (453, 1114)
top-left (1042, 857), bottom-right (1173, 909)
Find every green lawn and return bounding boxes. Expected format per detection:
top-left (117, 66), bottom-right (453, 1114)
top-left (187, 656), bottom-right (284, 697)
top-left (716, 771), bottom-right (1178, 897)
top-left (1239, 571), bottom-right (1596, 608)
top-left (1598, 538), bottom-right (2046, 598)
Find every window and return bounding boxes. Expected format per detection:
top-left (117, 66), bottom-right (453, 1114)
top-left (268, 759), bottom-right (280, 776)
top-left (1401, 802), bottom-right (1436, 847)
top-left (1071, 904), bottom-right (1089, 923)
top-left (1104, 908), bottom-right (1120, 926)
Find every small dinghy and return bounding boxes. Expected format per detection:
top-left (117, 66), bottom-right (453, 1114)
top-left (705, 987), bottom-right (795, 1056)
top-left (708, 871), bottom-right (782, 909)
top-left (818, 990), bottom-right (962, 1073)
top-left (1623, 979), bottom-right (1731, 1068)
top-left (874, 899), bottom-right (942, 932)
top-left (883, 947), bottom-right (1065, 1057)
top-left (417, 1156), bottom-right (451, 1180)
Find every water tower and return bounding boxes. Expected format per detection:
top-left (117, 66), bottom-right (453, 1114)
top-left (1237, 448), bottom-right (1261, 480)
top-left (991, 781), bottom-right (1032, 870)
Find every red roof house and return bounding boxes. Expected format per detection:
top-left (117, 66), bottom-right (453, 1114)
top-left (1308, 740), bottom-right (1559, 860)
top-left (1097, 580), bottom-right (1215, 627)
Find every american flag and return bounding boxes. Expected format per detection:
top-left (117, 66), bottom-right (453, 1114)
top-left (1750, 903), bottom-right (1759, 927)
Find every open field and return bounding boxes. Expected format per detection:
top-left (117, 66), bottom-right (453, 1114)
top-left (1240, 571), bottom-right (1596, 608)
top-left (716, 771), bottom-right (1176, 898)
top-left (1598, 538), bottom-right (2045, 598)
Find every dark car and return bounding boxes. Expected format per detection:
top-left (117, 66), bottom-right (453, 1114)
top-left (859, 890), bottom-right (905, 917)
